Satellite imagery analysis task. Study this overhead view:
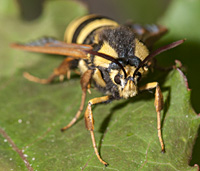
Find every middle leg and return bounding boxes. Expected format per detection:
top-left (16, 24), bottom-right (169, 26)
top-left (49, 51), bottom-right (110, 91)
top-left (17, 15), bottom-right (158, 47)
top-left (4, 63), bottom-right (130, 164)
top-left (61, 69), bottom-right (93, 131)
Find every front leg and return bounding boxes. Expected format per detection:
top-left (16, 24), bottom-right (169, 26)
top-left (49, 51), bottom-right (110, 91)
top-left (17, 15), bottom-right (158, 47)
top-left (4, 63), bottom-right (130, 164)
top-left (61, 70), bottom-right (93, 131)
top-left (139, 82), bottom-right (165, 152)
top-left (84, 95), bottom-right (111, 166)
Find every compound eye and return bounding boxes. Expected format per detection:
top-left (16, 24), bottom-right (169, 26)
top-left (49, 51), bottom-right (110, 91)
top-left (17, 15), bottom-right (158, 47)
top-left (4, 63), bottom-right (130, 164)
top-left (114, 75), bottom-right (121, 85)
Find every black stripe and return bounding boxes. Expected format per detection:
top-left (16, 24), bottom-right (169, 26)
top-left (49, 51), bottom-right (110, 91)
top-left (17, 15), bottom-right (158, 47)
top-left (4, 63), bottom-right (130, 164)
top-left (83, 25), bottom-right (114, 44)
top-left (83, 26), bottom-right (103, 44)
top-left (72, 16), bottom-right (110, 43)
top-left (128, 56), bottom-right (142, 68)
top-left (90, 42), bottom-right (103, 64)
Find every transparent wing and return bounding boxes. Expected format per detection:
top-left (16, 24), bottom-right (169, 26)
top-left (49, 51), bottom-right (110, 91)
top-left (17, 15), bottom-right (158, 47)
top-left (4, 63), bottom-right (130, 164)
top-left (125, 23), bottom-right (168, 48)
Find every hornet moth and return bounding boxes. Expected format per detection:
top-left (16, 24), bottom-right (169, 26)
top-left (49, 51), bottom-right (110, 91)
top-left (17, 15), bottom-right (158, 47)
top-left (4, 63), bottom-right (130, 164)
top-left (12, 14), bottom-right (184, 166)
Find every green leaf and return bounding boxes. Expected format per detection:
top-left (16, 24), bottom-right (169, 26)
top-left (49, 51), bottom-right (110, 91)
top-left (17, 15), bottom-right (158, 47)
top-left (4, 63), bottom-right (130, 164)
top-left (158, 0), bottom-right (200, 114)
top-left (0, 0), bottom-right (199, 170)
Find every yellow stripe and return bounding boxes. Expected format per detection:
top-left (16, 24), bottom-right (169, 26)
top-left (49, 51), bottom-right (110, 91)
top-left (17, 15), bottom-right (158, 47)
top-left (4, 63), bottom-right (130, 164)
top-left (92, 68), bottom-right (106, 87)
top-left (134, 39), bottom-right (149, 61)
top-left (76, 19), bottom-right (118, 44)
top-left (93, 41), bottom-right (118, 68)
top-left (64, 14), bottom-right (97, 43)
top-left (78, 59), bottom-right (88, 74)
top-left (97, 41), bottom-right (118, 58)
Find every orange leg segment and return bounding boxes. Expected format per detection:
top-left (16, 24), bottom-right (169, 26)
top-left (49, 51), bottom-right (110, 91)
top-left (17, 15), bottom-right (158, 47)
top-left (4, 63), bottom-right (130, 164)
top-left (139, 82), bottom-right (165, 152)
top-left (84, 95), bottom-right (110, 166)
top-left (61, 70), bottom-right (93, 131)
top-left (23, 57), bottom-right (76, 84)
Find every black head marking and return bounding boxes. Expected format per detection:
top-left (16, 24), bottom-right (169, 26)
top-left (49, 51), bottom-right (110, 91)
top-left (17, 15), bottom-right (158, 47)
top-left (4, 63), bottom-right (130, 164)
top-left (127, 56), bottom-right (141, 67)
top-left (109, 56), bottom-right (141, 70)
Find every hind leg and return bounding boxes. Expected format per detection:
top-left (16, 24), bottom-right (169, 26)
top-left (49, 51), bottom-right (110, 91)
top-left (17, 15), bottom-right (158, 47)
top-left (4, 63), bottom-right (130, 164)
top-left (24, 57), bottom-right (79, 84)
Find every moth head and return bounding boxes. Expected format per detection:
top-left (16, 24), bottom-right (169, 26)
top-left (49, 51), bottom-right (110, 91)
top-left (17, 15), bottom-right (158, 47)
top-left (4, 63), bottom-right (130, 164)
top-left (110, 66), bottom-right (144, 99)
top-left (86, 49), bottom-right (147, 99)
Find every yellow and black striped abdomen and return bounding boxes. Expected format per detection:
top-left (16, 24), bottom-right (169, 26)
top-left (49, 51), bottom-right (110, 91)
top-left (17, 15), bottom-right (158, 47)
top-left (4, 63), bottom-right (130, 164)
top-left (64, 14), bottom-right (119, 44)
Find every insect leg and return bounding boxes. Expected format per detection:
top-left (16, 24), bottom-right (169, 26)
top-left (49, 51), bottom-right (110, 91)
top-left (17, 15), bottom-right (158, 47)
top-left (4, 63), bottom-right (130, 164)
top-left (85, 95), bottom-right (111, 166)
top-left (23, 57), bottom-right (77, 84)
top-left (61, 70), bottom-right (93, 131)
top-left (139, 82), bottom-right (165, 152)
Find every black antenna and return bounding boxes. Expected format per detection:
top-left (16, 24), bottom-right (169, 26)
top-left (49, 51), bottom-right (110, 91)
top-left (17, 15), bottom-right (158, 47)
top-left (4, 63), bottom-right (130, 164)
top-left (86, 50), bottom-right (127, 78)
top-left (133, 39), bottom-right (185, 77)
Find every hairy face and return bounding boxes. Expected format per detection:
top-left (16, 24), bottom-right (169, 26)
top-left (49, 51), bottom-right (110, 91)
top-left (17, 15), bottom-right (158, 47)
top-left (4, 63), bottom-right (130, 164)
top-left (109, 65), bottom-right (146, 99)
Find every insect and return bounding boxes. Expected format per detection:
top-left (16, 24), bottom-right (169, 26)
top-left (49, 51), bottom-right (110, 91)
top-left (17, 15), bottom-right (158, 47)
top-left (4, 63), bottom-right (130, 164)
top-left (12, 14), bottom-right (184, 166)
